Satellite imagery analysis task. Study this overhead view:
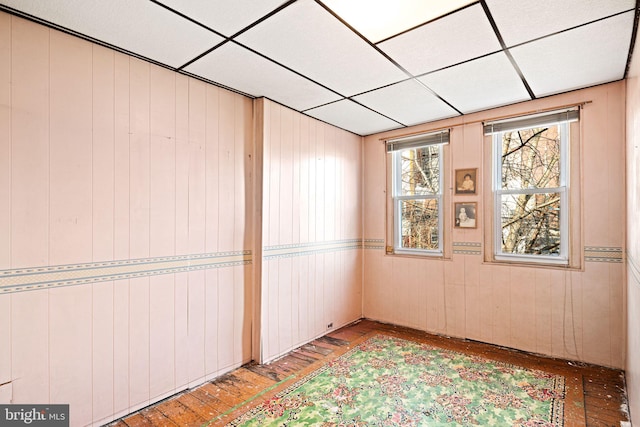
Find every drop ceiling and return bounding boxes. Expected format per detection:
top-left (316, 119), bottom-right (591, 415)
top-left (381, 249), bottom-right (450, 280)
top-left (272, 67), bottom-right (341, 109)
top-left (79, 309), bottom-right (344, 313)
top-left (0, 0), bottom-right (637, 136)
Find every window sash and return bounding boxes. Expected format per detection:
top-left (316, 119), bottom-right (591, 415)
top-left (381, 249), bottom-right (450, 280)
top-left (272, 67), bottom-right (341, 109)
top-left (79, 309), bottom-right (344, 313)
top-left (492, 123), bottom-right (569, 264)
top-left (494, 188), bottom-right (568, 263)
top-left (392, 145), bottom-right (443, 254)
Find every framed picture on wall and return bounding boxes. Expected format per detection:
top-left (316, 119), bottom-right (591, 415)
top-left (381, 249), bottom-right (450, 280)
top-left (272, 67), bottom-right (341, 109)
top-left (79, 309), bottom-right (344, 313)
top-left (454, 202), bottom-right (477, 228)
top-left (455, 168), bottom-right (477, 194)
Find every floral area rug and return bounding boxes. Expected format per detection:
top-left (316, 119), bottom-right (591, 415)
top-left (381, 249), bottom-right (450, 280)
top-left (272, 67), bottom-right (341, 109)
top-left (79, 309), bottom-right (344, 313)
top-left (226, 334), bottom-right (567, 426)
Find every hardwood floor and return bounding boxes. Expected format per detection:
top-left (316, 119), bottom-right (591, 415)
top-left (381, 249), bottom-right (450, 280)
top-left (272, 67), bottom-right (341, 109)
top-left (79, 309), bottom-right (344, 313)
top-left (109, 319), bottom-right (630, 427)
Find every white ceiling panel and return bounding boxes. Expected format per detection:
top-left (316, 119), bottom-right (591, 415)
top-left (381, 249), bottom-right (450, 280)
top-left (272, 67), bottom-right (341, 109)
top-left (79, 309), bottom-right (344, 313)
top-left (153, 0), bottom-right (289, 37)
top-left (353, 79), bottom-right (459, 126)
top-left (305, 100), bottom-right (402, 136)
top-left (486, 0), bottom-right (636, 47)
top-left (185, 42), bottom-right (341, 111)
top-left (419, 52), bottom-right (530, 114)
top-left (322, 0), bottom-right (475, 43)
top-left (379, 3), bottom-right (501, 76)
top-left (236, 0), bottom-right (408, 97)
top-left (510, 11), bottom-right (634, 97)
top-left (0, 0), bottom-right (223, 68)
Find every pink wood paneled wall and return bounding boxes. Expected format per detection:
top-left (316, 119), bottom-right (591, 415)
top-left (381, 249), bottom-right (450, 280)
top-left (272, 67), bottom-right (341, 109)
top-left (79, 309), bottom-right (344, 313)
top-left (626, 36), bottom-right (640, 422)
top-left (0, 13), bottom-right (253, 426)
top-left (259, 99), bottom-right (363, 362)
top-left (363, 82), bottom-right (627, 369)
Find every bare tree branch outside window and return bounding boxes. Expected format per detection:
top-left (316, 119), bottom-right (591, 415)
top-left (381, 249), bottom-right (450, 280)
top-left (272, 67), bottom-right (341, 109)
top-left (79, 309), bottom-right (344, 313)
top-left (499, 126), bottom-right (563, 256)
top-left (397, 146), bottom-right (440, 250)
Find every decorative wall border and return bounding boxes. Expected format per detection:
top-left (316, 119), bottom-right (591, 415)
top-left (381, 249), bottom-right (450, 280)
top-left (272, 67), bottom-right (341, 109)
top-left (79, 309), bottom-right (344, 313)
top-left (363, 239), bottom-right (384, 250)
top-left (584, 246), bottom-right (623, 263)
top-left (263, 239), bottom-right (362, 260)
top-left (453, 242), bottom-right (482, 255)
top-left (0, 251), bottom-right (252, 294)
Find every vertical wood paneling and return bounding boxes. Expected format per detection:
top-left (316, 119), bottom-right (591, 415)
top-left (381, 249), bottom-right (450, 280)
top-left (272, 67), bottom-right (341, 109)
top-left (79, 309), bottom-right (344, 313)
top-left (113, 278), bottom-right (130, 418)
top-left (93, 281), bottom-right (115, 424)
top-left (204, 269), bottom-right (219, 376)
top-left (307, 119), bottom-right (317, 244)
top-left (218, 90), bottom-right (236, 251)
top-left (91, 45), bottom-right (116, 423)
top-left (0, 295), bottom-right (9, 391)
top-left (149, 275), bottom-right (175, 398)
top-left (237, 97), bottom-right (253, 251)
top-left (268, 105), bottom-right (281, 246)
top-left (218, 267), bottom-right (235, 369)
top-left (205, 85), bottom-right (220, 254)
top-left (239, 264), bottom-right (252, 363)
top-left (49, 287), bottom-right (93, 426)
top-left (277, 258), bottom-right (293, 352)
top-left (187, 79), bottom-right (206, 387)
top-left (279, 107), bottom-right (293, 245)
top-left (49, 31), bottom-right (93, 265)
top-left (0, 13), bottom-right (10, 270)
top-left (128, 58), bottom-right (151, 410)
top-left (609, 263), bottom-right (624, 368)
top-left (92, 45), bottom-right (115, 263)
top-left (129, 58), bottom-right (150, 260)
top-left (114, 52), bottom-right (130, 260)
top-left (11, 293), bottom-right (49, 403)
top-left (0, 14), bottom-right (11, 392)
top-left (148, 67), bottom-right (177, 399)
top-left (129, 277), bottom-right (150, 410)
top-left (113, 52), bottom-right (131, 419)
top-left (582, 263), bottom-right (611, 365)
top-left (11, 17), bottom-right (49, 269)
top-left (4, 15), bottom-right (254, 425)
top-left (174, 75), bottom-right (190, 391)
top-left (534, 269), bottom-right (553, 356)
top-left (149, 67), bottom-right (176, 257)
top-left (509, 267), bottom-right (536, 353)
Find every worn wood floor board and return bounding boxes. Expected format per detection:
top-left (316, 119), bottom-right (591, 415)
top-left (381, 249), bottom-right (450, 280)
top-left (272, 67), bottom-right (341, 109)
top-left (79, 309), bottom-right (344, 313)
top-left (111, 319), bottom-right (630, 427)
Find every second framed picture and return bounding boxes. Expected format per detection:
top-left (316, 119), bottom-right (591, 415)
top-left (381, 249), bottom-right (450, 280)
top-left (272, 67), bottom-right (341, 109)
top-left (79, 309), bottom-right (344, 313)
top-left (454, 202), bottom-right (477, 228)
top-left (455, 168), bottom-right (477, 194)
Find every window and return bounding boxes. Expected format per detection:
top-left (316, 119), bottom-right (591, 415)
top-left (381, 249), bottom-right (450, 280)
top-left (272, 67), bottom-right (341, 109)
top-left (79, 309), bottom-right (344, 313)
top-left (387, 131), bottom-right (448, 255)
top-left (485, 109), bottom-right (579, 265)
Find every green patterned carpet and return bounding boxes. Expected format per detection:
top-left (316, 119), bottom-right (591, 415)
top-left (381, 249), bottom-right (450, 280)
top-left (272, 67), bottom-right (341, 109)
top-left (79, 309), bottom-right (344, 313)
top-left (227, 334), bottom-right (565, 426)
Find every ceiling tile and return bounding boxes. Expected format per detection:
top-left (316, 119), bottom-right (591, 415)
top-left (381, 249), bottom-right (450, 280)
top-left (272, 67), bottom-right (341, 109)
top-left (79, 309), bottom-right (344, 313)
top-left (184, 42), bottom-right (341, 111)
top-left (0, 0), bottom-right (223, 68)
top-left (419, 52), bottom-right (530, 114)
top-left (153, 0), bottom-right (289, 37)
top-left (322, 0), bottom-right (475, 43)
top-left (510, 11), bottom-right (634, 97)
top-left (236, 0), bottom-right (408, 97)
top-left (486, 0), bottom-right (635, 47)
top-left (305, 100), bottom-right (403, 136)
top-left (353, 79), bottom-right (459, 126)
top-left (378, 3), bottom-right (501, 76)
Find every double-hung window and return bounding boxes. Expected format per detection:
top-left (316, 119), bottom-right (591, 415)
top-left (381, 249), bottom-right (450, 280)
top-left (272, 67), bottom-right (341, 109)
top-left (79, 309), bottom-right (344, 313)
top-left (485, 109), bottom-right (579, 265)
top-left (387, 131), bottom-right (448, 255)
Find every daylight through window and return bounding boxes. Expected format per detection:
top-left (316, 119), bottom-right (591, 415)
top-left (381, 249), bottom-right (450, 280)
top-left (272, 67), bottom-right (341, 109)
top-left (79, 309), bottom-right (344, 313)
top-left (388, 131), bottom-right (447, 254)
top-left (487, 109), bottom-right (577, 264)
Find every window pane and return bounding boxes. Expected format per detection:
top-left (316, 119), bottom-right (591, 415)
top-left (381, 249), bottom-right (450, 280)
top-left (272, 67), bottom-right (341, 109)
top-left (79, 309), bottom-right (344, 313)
top-left (500, 193), bottom-right (561, 256)
top-left (500, 125), bottom-right (561, 190)
top-left (400, 146), bottom-right (440, 195)
top-left (400, 199), bottom-right (439, 250)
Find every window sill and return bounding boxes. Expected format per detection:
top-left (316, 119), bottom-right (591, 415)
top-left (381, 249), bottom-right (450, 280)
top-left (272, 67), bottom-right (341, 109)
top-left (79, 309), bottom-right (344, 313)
top-left (485, 256), bottom-right (582, 271)
top-left (386, 248), bottom-right (450, 260)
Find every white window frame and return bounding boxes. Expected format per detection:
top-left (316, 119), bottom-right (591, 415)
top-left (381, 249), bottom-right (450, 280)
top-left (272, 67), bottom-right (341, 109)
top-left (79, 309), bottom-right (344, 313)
top-left (391, 143), bottom-right (444, 256)
top-left (491, 120), bottom-right (570, 265)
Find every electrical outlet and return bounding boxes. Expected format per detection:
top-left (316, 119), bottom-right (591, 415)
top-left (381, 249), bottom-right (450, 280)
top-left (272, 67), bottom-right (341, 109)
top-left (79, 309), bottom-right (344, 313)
top-left (327, 323), bottom-right (333, 329)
